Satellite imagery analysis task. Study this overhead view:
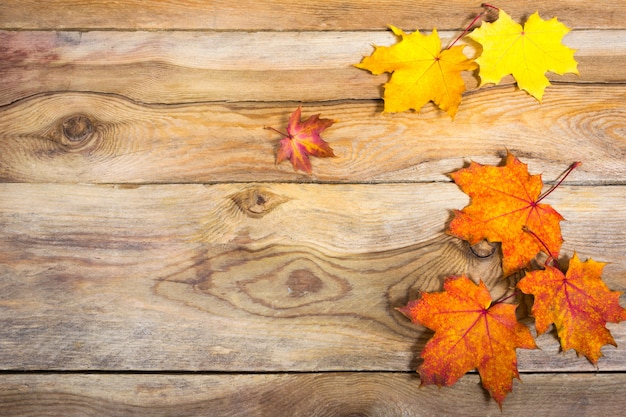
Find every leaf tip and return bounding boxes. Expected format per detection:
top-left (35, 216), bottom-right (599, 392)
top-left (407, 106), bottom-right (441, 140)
top-left (396, 298), bottom-right (421, 322)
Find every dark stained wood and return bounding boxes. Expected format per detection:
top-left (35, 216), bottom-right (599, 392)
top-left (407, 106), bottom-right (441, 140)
top-left (0, 0), bottom-right (624, 30)
top-left (0, 88), bottom-right (624, 184)
top-left (1, 183), bottom-right (624, 371)
top-left (1, 373), bottom-right (625, 416)
top-left (0, 30), bottom-right (624, 106)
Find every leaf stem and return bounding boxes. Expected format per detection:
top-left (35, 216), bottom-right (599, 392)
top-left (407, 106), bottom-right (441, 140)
top-left (446, 3), bottom-right (499, 49)
top-left (492, 290), bottom-right (519, 305)
top-left (536, 161), bottom-right (582, 203)
top-left (264, 126), bottom-right (290, 138)
top-left (522, 226), bottom-right (559, 267)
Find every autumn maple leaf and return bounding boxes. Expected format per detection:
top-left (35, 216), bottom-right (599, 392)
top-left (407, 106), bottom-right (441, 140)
top-left (399, 275), bottom-right (536, 407)
top-left (517, 253), bottom-right (626, 364)
top-left (355, 26), bottom-right (477, 117)
top-left (468, 9), bottom-right (578, 102)
top-left (266, 106), bottom-right (336, 175)
top-left (448, 152), bottom-right (564, 276)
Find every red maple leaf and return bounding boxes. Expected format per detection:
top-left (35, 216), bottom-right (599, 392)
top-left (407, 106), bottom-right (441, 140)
top-left (448, 152), bottom-right (567, 276)
top-left (266, 106), bottom-right (336, 175)
top-left (517, 253), bottom-right (626, 364)
top-left (398, 275), bottom-right (536, 407)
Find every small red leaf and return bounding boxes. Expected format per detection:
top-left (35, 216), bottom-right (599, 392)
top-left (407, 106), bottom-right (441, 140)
top-left (268, 106), bottom-right (336, 175)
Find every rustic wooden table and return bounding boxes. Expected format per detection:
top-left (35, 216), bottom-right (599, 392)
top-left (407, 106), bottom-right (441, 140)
top-left (1, 1), bottom-right (625, 415)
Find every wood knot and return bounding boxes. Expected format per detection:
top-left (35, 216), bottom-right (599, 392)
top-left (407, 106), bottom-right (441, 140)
top-left (62, 115), bottom-right (94, 143)
top-left (286, 269), bottom-right (323, 297)
top-left (231, 187), bottom-right (289, 218)
top-left (470, 240), bottom-right (497, 258)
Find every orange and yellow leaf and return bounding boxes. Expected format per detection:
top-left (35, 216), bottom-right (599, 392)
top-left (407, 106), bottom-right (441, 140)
top-left (399, 275), bottom-right (536, 407)
top-left (355, 26), bottom-right (477, 117)
top-left (518, 253), bottom-right (626, 364)
top-left (468, 10), bottom-right (578, 102)
top-left (448, 152), bottom-right (564, 276)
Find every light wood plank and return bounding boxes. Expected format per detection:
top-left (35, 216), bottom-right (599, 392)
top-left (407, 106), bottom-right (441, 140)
top-left (0, 88), bottom-right (624, 184)
top-left (1, 183), bottom-right (624, 371)
top-left (1, 0), bottom-right (624, 30)
top-left (0, 30), bottom-right (622, 106)
top-left (0, 372), bottom-right (625, 416)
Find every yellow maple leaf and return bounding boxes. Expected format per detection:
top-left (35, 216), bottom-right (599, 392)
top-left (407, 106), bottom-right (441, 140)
top-left (468, 10), bottom-right (578, 102)
top-left (356, 26), bottom-right (477, 118)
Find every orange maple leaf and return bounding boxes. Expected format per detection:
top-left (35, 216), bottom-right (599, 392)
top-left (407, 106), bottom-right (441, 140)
top-left (448, 152), bottom-right (564, 276)
top-left (355, 26), bottom-right (477, 117)
top-left (468, 9), bottom-right (578, 102)
top-left (266, 106), bottom-right (336, 175)
top-left (399, 275), bottom-right (536, 407)
top-left (517, 253), bottom-right (626, 364)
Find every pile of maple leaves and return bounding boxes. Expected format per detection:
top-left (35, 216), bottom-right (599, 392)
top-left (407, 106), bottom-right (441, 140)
top-left (399, 153), bottom-right (626, 406)
top-left (264, 4), bottom-right (626, 407)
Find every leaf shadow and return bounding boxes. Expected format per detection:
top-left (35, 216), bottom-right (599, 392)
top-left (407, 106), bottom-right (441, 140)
top-left (407, 325), bottom-right (432, 371)
top-left (462, 35), bottom-right (483, 86)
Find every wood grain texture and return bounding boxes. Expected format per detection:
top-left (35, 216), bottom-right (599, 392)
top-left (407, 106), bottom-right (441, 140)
top-left (1, 87), bottom-right (624, 184)
top-left (0, 30), bottom-right (623, 106)
top-left (1, 183), bottom-right (624, 371)
top-left (1, 373), bottom-right (625, 416)
top-left (1, 0), bottom-right (625, 411)
top-left (1, 0), bottom-right (624, 30)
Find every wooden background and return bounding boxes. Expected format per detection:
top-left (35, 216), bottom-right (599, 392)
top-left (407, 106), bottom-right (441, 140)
top-left (1, 1), bottom-right (625, 415)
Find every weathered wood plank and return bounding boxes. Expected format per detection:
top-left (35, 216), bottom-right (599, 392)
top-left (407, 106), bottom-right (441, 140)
top-left (1, 372), bottom-right (625, 416)
top-left (1, 0), bottom-right (624, 30)
top-left (1, 0), bottom-right (623, 411)
top-left (1, 88), bottom-right (623, 184)
top-left (0, 30), bottom-right (623, 106)
top-left (1, 183), bottom-right (624, 371)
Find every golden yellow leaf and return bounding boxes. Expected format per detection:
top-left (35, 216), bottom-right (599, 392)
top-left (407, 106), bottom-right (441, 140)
top-left (468, 10), bottom-right (578, 102)
top-left (356, 26), bottom-right (477, 118)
